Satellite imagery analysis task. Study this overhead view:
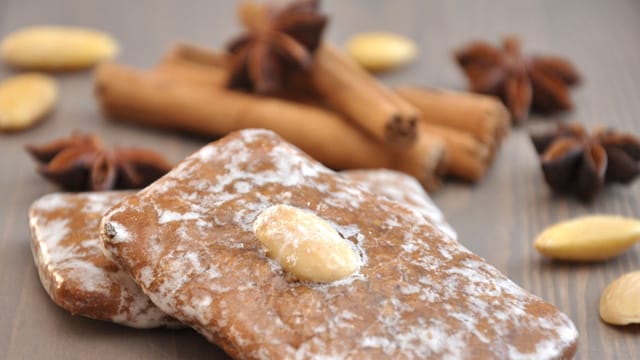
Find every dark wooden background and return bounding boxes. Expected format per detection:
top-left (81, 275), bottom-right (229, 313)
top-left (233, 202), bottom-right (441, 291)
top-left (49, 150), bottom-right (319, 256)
top-left (1, 0), bottom-right (639, 358)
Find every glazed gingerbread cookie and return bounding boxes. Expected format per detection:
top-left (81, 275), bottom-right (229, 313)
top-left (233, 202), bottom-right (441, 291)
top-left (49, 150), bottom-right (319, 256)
top-left (102, 129), bottom-right (577, 359)
top-left (29, 171), bottom-right (451, 331)
top-left (29, 191), bottom-right (178, 328)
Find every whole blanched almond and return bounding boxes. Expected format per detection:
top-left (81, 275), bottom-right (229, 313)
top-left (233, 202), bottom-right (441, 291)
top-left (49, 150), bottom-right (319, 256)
top-left (1, 26), bottom-right (118, 70)
top-left (600, 271), bottom-right (640, 325)
top-left (534, 215), bottom-right (640, 261)
top-left (0, 73), bottom-right (57, 131)
top-left (346, 32), bottom-right (417, 72)
top-left (253, 204), bottom-right (360, 283)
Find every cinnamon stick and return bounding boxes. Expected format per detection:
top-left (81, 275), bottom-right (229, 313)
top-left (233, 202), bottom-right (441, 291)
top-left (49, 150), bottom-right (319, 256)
top-left (420, 123), bottom-right (491, 182)
top-left (310, 44), bottom-right (419, 146)
top-left (158, 43), bottom-right (322, 104)
top-left (396, 86), bottom-right (510, 148)
top-left (330, 44), bottom-right (421, 130)
top-left (156, 44), bottom-right (493, 183)
top-left (94, 62), bottom-right (445, 189)
top-left (163, 42), bottom-right (229, 68)
top-left (156, 43), bottom-right (229, 87)
top-left (234, 2), bottom-right (418, 146)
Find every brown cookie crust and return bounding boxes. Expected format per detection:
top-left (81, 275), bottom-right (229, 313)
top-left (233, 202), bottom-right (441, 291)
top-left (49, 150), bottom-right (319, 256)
top-left (341, 169), bottom-right (457, 240)
top-left (102, 129), bottom-right (577, 359)
top-left (29, 191), bottom-right (178, 328)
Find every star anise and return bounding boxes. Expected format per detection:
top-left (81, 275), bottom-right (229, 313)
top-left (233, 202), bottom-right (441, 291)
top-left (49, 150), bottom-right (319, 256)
top-left (226, 0), bottom-right (327, 94)
top-left (531, 123), bottom-right (640, 202)
top-left (455, 36), bottom-right (581, 124)
top-left (26, 132), bottom-right (173, 191)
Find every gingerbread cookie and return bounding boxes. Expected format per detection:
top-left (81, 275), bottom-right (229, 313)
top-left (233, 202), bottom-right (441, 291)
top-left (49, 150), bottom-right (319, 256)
top-left (29, 191), bottom-right (178, 328)
top-left (341, 169), bottom-right (456, 240)
top-left (102, 129), bottom-right (577, 359)
top-left (28, 172), bottom-right (450, 330)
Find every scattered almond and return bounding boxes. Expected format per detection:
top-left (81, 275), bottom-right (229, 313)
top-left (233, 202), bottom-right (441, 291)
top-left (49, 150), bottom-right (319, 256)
top-left (0, 73), bottom-right (57, 131)
top-left (534, 215), bottom-right (640, 261)
top-left (600, 271), bottom-right (640, 325)
top-left (253, 204), bottom-right (360, 282)
top-left (1, 26), bottom-right (118, 70)
top-left (346, 32), bottom-right (417, 72)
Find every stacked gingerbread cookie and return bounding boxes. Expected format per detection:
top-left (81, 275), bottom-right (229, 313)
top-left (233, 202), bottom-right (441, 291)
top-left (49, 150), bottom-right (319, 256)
top-left (29, 129), bottom-right (578, 359)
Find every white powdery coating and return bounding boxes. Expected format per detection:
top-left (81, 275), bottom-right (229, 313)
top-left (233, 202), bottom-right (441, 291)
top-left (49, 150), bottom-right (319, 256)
top-left (62, 258), bottom-right (112, 295)
top-left (508, 320), bottom-right (579, 360)
top-left (157, 209), bottom-right (200, 224)
top-left (82, 192), bottom-right (118, 214)
top-left (33, 192), bottom-right (72, 211)
top-left (28, 192), bottom-right (174, 328)
top-left (102, 129), bottom-right (577, 359)
top-left (106, 221), bottom-right (131, 244)
top-left (342, 169), bottom-right (457, 240)
top-left (35, 218), bottom-right (71, 264)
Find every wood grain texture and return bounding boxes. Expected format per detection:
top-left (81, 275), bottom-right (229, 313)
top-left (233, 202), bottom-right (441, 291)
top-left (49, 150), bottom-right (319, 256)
top-left (1, 0), bottom-right (639, 358)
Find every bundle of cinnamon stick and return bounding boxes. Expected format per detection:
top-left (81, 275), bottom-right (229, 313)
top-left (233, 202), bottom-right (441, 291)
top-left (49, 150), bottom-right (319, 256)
top-left (95, 40), bottom-right (509, 189)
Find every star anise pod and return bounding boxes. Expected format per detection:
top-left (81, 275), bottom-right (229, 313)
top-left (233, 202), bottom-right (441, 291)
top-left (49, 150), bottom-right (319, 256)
top-left (26, 132), bottom-right (173, 191)
top-left (531, 123), bottom-right (640, 202)
top-left (455, 36), bottom-right (581, 124)
top-left (226, 0), bottom-right (327, 94)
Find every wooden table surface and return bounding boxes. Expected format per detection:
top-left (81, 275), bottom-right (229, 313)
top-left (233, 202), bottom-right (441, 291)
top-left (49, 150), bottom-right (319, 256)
top-left (1, 0), bottom-right (639, 358)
